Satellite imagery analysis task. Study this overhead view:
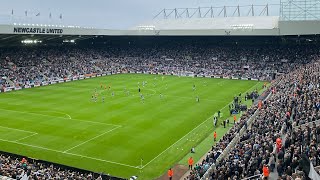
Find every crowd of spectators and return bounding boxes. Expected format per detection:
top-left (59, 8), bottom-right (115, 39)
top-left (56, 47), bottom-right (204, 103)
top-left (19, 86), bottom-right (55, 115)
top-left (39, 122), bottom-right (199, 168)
top-left (186, 56), bottom-right (320, 179)
top-left (274, 61), bottom-right (320, 179)
top-left (0, 152), bottom-right (113, 180)
top-left (1, 45), bottom-right (318, 90)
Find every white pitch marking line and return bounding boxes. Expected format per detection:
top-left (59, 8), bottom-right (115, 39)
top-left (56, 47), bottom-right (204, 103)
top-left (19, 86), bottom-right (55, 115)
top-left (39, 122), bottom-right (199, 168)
top-left (63, 126), bottom-right (121, 153)
top-left (66, 114), bottom-right (72, 119)
top-left (165, 95), bottom-right (225, 103)
top-left (15, 133), bottom-right (38, 142)
top-left (0, 138), bottom-right (139, 169)
top-left (0, 125), bottom-right (37, 134)
top-left (141, 81), bottom-right (260, 169)
top-left (37, 111), bottom-right (72, 119)
top-left (0, 108), bottom-right (121, 127)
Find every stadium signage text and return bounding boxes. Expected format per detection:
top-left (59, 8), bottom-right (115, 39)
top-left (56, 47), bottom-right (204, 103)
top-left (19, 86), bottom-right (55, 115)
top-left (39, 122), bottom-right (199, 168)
top-left (13, 27), bottom-right (63, 34)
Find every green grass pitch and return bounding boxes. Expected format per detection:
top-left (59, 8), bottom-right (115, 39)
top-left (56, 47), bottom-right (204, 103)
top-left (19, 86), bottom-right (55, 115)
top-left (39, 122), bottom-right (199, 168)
top-left (0, 74), bottom-right (264, 179)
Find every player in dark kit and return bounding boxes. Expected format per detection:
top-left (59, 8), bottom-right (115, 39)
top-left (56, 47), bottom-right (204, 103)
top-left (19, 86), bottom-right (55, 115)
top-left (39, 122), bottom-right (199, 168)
top-left (138, 87), bottom-right (141, 93)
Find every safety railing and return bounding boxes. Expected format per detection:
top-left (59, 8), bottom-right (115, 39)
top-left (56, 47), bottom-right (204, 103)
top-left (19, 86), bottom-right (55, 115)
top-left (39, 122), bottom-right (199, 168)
top-left (241, 174), bottom-right (263, 180)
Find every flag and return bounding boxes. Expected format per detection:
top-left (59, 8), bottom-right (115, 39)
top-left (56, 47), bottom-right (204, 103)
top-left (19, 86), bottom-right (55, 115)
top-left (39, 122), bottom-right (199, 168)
top-left (299, 155), bottom-right (320, 180)
top-left (59, 14), bottom-right (62, 19)
top-left (36, 12), bottom-right (40, 16)
top-left (25, 10), bottom-right (27, 16)
top-left (11, 9), bottom-right (13, 15)
top-left (49, 13), bottom-right (52, 19)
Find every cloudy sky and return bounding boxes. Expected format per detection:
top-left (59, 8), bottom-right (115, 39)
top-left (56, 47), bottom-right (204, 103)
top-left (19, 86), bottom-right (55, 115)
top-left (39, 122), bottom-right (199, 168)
top-left (0, 0), bottom-right (280, 29)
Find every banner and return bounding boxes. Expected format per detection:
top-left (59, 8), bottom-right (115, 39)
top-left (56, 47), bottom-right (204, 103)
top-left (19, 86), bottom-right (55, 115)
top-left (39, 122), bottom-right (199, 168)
top-left (13, 27), bottom-right (63, 34)
top-left (85, 73), bottom-right (97, 77)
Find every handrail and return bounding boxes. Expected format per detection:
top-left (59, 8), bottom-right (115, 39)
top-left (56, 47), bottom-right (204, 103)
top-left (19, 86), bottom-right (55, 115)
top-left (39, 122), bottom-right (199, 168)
top-left (241, 174), bottom-right (263, 180)
top-left (293, 119), bottom-right (320, 129)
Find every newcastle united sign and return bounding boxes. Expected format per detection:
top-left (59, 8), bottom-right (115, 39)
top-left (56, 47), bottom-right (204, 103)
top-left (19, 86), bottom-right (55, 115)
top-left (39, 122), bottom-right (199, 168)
top-left (13, 27), bottom-right (63, 34)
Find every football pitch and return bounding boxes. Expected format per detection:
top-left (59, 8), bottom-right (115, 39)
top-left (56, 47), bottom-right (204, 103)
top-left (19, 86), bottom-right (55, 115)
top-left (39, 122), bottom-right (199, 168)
top-left (0, 74), bottom-right (264, 179)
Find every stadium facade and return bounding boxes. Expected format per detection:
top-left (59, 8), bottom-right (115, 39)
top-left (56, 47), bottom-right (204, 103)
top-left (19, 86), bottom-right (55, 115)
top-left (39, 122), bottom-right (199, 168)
top-left (0, 16), bottom-right (319, 37)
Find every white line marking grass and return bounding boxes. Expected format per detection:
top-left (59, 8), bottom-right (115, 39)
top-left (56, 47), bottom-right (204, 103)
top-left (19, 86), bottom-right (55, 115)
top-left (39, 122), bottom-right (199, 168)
top-left (0, 81), bottom-right (262, 170)
top-left (37, 111), bottom-right (72, 119)
top-left (0, 108), bottom-right (121, 127)
top-left (0, 125), bottom-right (38, 142)
top-left (0, 125), bottom-right (36, 134)
top-left (141, 82), bottom-right (261, 169)
top-left (0, 138), bottom-right (139, 169)
top-left (63, 126), bottom-right (121, 153)
top-left (15, 133), bottom-right (38, 142)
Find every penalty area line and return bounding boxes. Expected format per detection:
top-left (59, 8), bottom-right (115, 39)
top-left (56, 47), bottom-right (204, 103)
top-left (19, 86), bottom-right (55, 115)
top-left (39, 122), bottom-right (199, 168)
top-left (0, 125), bottom-right (37, 134)
top-left (14, 133), bottom-right (38, 142)
top-left (63, 126), bottom-right (121, 153)
top-left (0, 108), bottom-right (121, 127)
top-left (0, 138), bottom-right (140, 169)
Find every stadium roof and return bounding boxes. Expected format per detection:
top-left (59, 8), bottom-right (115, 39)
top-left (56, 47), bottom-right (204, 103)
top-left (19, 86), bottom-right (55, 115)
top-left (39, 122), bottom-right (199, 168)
top-left (132, 16), bottom-right (280, 30)
top-left (0, 16), bottom-right (319, 43)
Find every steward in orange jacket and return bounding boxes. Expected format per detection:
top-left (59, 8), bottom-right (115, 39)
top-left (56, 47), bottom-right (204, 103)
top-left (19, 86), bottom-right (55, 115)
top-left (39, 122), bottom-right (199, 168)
top-left (168, 168), bottom-right (173, 180)
top-left (188, 157), bottom-right (194, 170)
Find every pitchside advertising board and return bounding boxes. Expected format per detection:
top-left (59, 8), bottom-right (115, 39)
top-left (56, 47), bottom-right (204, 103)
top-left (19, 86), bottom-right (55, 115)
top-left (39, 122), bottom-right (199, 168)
top-left (0, 73), bottom-right (108, 93)
top-left (0, 73), bottom-right (259, 93)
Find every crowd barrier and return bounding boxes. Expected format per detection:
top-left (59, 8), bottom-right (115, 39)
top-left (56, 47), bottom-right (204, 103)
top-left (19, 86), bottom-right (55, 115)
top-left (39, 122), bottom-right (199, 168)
top-left (241, 174), bottom-right (263, 180)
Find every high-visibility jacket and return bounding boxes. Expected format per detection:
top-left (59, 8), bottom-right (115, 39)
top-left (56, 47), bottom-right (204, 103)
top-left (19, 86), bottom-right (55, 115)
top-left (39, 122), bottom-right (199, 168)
top-left (263, 166), bottom-right (269, 177)
top-left (188, 158), bottom-right (194, 165)
top-left (168, 169), bottom-right (173, 177)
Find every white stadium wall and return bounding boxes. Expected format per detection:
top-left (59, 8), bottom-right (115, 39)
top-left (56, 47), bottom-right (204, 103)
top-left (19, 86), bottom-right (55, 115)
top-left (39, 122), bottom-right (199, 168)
top-left (0, 17), bottom-right (319, 36)
top-left (279, 20), bottom-right (320, 35)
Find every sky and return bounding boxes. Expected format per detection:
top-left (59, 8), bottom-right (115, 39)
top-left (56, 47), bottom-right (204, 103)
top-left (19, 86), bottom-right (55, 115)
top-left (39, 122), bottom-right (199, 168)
top-left (0, 0), bottom-right (280, 29)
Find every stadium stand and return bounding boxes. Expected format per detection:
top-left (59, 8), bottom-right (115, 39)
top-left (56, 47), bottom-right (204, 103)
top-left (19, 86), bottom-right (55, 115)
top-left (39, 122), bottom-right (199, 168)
top-left (1, 44), bottom-right (318, 92)
top-left (0, 41), bottom-right (320, 179)
top-left (185, 56), bottom-right (320, 179)
top-left (0, 151), bottom-right (122, 180)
